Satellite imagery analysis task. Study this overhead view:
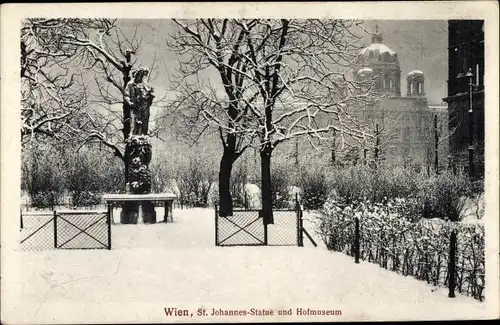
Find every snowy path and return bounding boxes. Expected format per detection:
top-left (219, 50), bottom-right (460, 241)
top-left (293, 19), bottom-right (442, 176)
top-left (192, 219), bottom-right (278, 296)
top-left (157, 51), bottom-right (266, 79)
top-left (4, 208), bottom-right (488, 323)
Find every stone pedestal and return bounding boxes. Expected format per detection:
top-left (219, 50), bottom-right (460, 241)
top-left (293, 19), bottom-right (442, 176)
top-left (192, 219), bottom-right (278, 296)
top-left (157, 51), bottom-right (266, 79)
top-left (119, 201), bottom-right (157, 224)
top-left (121, 135), bottom-right (154, 223)
top-left (104, 193), bottom-right (176, 224)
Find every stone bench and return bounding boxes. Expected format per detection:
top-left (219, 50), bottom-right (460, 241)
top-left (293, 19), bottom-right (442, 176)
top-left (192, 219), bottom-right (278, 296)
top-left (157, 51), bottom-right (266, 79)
top-left (102, 193), bottom-right (176, 224)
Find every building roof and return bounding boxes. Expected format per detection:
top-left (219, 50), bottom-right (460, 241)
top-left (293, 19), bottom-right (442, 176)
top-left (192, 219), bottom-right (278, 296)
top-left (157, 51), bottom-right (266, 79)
top-left (357, 31), bottom-right (399, 66)
top-left (408, 70), bottom-right (424, 76)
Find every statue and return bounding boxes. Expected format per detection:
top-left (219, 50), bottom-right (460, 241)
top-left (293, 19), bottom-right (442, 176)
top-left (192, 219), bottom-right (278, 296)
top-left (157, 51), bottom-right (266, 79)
top-left (124, 67), bottom-right (155, 137)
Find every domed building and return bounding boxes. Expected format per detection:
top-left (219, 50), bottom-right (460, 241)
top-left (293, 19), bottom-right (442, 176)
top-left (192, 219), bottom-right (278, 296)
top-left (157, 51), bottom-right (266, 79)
top-left (355, 29), bottom-right (401, 97)
top-left (351, 27), bottom-right (448, 167)
top-left (254, 27), bottom-right (448, 172)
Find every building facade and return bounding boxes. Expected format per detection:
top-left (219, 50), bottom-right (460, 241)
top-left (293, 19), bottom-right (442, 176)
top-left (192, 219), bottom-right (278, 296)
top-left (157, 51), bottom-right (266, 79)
top-left (443, 20), bottom-right (485, 176)
top-left (253, 28), bottom-right (450, 171)
top-left (353, 29), bottom-right (448, 167)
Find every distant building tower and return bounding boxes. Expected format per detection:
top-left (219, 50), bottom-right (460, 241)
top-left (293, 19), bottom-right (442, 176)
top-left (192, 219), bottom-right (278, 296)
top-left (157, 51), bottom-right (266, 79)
top-left (355, 26), bottom-right (401, 96)
top-left (272, 24), bottom-right (450, 169)
top-left (407, 70), bottom-right (425, 97)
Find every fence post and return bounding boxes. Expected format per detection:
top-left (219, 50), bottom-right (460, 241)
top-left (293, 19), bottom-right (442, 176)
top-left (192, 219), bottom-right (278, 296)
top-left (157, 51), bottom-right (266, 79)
top-left (298, 193), bottom-right (304, 247)
top-left (215, 204), bottom-right (219, 246)
top-left (53, 210), bottom-right (58, 249)
top-left (20, 210), bottom-right (23, 229)
top-left (245, 192), bottom-right (248, 210)
top-left (262, 210), bottom-right (268, 246)
top-left (299, 209), bottom-right (304, 247)
top-left (354, 217), bottom-right (360, 264)
top-left (296, 194), bottom-right (303, 247)
top-left (107, 205), bottom-right (112, 250)
top-left (448, 229), bottom-right (457, 298)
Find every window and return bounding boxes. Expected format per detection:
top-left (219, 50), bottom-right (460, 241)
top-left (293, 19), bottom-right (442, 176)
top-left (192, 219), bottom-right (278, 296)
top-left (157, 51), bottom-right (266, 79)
top-left (461, 45), bottom-right (469, 72)
top-left (476, 63), bottom-right (480, 85)
top-left (418, 82), bottom-right (423, 93)
top-left (389, 79), bottom-right (394, 88)
top-left (410, 82), bottom-right (414, 94)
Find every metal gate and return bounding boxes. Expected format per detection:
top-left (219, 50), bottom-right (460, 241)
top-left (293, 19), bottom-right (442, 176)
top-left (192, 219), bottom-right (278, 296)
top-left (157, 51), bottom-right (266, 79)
top-left (215, 207), bottom-right (266, 246)
top-left (215, 204), bottom-right (305, 247)
top-left (20, 211), bottom-right (111, 250)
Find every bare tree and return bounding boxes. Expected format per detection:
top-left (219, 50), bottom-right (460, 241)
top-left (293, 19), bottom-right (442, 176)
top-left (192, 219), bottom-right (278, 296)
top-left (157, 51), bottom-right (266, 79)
top-left (22, 18), bottom-right (168, 186)
top-left (361, 98), bottom-right (406, 166)
top-left (167, 19), bottom-right (379, 222)
top-left (423, 110), bottom-right (458, 173)
top-left (166, 19), bottom-right (260, 217)
top-left (20, 19), bottom-right (98, 144)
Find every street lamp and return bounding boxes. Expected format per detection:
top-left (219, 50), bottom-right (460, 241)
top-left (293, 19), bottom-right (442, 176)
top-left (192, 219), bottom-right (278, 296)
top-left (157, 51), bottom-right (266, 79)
top-left (465, 68), bottom-right (474, 178)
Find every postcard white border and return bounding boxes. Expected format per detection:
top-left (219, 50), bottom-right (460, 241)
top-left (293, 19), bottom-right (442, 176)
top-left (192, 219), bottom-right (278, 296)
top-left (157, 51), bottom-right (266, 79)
top-left (1, 1), bottom-right (498, 323)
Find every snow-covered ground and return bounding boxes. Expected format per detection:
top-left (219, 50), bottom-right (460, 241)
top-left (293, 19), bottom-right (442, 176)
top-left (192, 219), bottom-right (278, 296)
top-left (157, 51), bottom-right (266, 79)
top-left (2, 208), bottom-right (490, 324)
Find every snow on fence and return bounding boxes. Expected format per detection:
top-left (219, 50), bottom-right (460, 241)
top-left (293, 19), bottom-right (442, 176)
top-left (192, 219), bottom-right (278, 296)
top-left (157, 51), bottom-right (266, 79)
top-left (215, 206), bottom-right (301, 247)
top-left (317, 201), bottom-right (485, 301)
top-left (20, 211), bottom-right (111, 251)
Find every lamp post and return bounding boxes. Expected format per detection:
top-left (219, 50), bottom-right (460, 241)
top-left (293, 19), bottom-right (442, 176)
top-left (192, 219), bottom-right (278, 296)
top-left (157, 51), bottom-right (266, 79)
top-left (465, 68), bottom-right (474, 178)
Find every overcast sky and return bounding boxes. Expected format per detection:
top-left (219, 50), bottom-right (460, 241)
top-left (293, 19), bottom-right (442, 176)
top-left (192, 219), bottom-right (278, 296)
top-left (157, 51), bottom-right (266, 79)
top-left (115, 19), bottom-right (449, 120)
top-left (364, 20), bottom-right (448, 105)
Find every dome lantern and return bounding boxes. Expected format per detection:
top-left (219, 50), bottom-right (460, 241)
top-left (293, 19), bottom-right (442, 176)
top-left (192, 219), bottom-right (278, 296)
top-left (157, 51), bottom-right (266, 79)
top-left (355, 26), bottom-right (401, 96)
top-left (407, 70), bottom-right (425, 97)
top-left (372, 24), bottom-right (383, 43)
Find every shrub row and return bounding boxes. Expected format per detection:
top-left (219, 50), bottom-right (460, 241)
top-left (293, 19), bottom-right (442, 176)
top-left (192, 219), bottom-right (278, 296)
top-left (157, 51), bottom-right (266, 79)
top-left (316, 198), bottom-right (485, 300)
top-left (22, 145), bottom-right (124, 208)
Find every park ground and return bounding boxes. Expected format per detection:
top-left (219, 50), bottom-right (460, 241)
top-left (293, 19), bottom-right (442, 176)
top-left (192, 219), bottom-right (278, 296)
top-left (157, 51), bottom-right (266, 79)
top-left (2, 208), bottom-right (489, 324)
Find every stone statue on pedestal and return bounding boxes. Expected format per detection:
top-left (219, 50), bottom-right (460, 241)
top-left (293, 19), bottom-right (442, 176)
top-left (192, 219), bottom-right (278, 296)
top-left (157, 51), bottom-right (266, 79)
top-left (121, 67), bottom-right (156, 224)
top-left (124, 67), bottom-right (155, 137)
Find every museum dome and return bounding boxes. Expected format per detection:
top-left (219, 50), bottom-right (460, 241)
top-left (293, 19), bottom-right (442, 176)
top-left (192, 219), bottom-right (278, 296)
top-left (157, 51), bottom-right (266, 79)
top-left (357, 31), bottom-right (399, 66)
top-left (408, 69), bottom-right (424, 76)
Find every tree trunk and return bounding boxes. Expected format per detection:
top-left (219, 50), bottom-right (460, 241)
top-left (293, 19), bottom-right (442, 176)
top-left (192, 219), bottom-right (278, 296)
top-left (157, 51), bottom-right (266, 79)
top-left (121, 61), bottom-right (133, 188)
top-left (261, 144), bottom-right (274, 225)
top-left (218, 150), bottom-right (234, 217)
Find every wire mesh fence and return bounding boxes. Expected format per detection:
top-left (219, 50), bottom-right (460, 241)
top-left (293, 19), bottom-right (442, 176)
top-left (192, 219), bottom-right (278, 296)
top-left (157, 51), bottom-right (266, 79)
top-left (267, 210), bottom-right (300, 246)
top-left (216, 210), bottom-right (265, 246)
top-left (215, 206), bottom-right (301, 247)
top-left (20, 212), bottom-right (55, 251)
top-left (56, 212), bottom-right (110, 250)
top-left (20, 211), bottom-right (111, 251)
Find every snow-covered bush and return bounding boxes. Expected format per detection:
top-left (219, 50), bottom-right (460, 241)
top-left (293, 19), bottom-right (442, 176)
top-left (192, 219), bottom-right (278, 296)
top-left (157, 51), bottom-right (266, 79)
top-left (317, 197), bottom-right (485, 301)
top-left (22, 145), bottom-right (65, 209)
top-left (271, 163), bottom-right (291, 209)
top-left (230, 161), bottom-right (248, 208)
top-left (368, 166), bottom-right (423, 203)
top-left (175, 154), bottom-right (216, 208)
top-left (71, 191), bottom-right (101, 207)
top-left (300, 167), bottom-right (330, 210)
top-left (245, 183), bottom-right (262, 209)
top-left (420, 170), bottom-right (473, 222)
top-left (325, 165), bottom-right (426, 207)
top-left (287, 186), bottom-right (302, 209)
top-left (325, 165), bottom-right (373, 207)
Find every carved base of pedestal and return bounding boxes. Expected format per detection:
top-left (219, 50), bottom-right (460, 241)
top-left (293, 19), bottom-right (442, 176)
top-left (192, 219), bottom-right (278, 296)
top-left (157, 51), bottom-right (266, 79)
top-left (104, 193), bottom-right (176, 225)
top-left (120, 201), bottom-right (156, 224)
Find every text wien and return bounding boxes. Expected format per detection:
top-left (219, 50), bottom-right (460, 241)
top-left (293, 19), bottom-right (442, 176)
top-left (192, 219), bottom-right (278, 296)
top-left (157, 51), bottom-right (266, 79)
top-left (164, 308), bottom-right (191, 317)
